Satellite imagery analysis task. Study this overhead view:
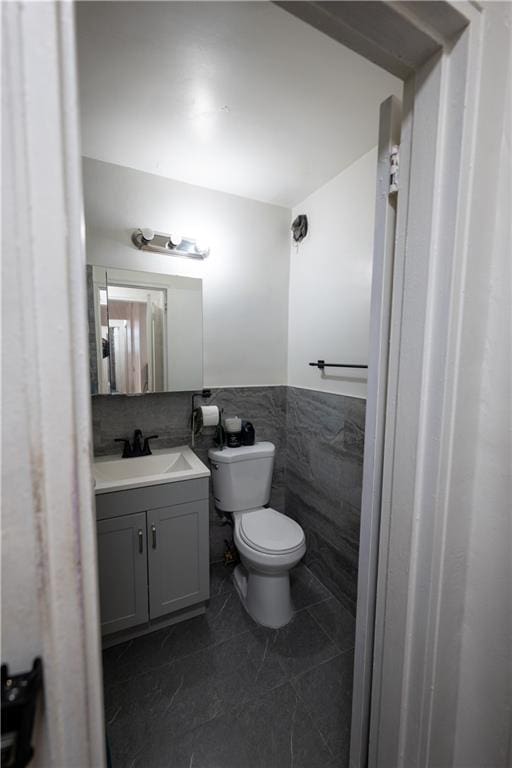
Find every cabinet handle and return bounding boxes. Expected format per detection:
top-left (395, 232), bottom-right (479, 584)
top-left (138, 529), bottom-right (143, 554)
top-left (151, 524), bottom-right (157, 549)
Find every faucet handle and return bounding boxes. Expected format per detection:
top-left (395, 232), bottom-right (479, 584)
top-left (114, 438), bottom-right (132, 458)
top-left (142, 435), bottom-right (158, 456)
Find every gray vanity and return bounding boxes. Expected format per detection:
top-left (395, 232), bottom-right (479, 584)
top-left (93, 446), bottom-right (210, 647)
top-left (87, 263), bottom-right (210, 646)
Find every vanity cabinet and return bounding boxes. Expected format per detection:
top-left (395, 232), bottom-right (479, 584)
top-left (95, 477), bottom-right (209, 641)
top-left (97, 512), bottom-right (148, 635)
top-left (147, 502), bottom-right (209, 619)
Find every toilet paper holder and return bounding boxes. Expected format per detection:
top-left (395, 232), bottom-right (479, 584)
top-left (190, 389), bottom-right (221, 447)
top-left (191, 389), bottom-right (212, 414)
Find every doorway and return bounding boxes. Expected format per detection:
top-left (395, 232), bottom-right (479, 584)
top-left (1, 3), bottom-right (484, 763)
top-left (76, 2), bottom-right (403, 765)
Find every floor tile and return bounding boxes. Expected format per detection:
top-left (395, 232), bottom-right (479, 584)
top-left (141, 684), bottom-right (333, 768)
top-left (105, 628), bottom-right (288, 764)
top-left (209, 561), bottom-right (236, 597)
top-left (132, 712), bottom-right (253, 768)
top-left (291, 651), bottom-right (354, 765)
top-left (289, 563), bottom-right (332, 610)
top-left (102, 566), bottom-right (354, 768)
top-left (103, 590), bottom-right (256, 687)
top-left (251, 607), bottom-right (340, 679)
top-left (308, 596), bottom-right (356, 653)
top-left (233, 682), bottom-right (333, 768)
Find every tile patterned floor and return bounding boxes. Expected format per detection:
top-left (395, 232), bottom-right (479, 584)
top-left (103, 564), bottom-right (355, 768)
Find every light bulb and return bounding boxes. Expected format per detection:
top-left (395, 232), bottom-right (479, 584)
top-left (140, 228), bottom-right (155, 242)
top-left (195, 239), bottom-right (209, 256)
top-left (168, 233), bottom-right (183, 248)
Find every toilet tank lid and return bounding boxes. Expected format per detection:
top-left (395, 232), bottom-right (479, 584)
top-left (208, 441), bottom-right (275, 464)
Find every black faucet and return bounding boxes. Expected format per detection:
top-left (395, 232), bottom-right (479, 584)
top-left (114, 429), bottom-right (159, 458)
top-left (132, 429), bottom-right (144, 456)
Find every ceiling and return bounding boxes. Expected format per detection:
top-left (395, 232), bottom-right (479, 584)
top-left (76, 1), bottom-right (402, 208)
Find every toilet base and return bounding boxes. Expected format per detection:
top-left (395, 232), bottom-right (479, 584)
top-left (233, 563), bottom-right (293, 629)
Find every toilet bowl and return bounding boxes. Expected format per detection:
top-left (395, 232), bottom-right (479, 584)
top-left (232, 507), bottom-right (306, 628)
top-left (208, 442), bottom-right (306, 628)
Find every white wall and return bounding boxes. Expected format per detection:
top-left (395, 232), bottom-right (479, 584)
top-left (82, 157), bottom-right (290, 388)
top-left (287, 148), bottom-right (377, 398)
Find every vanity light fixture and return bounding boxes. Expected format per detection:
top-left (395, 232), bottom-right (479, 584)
top-left (131, 228), bottom-right (210, 259)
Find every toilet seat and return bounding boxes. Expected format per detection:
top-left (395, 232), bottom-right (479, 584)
top-left (238, 508), bottom-right (305, 555)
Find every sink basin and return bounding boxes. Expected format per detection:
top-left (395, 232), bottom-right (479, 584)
top-left (93, 446), bottom-right (210, 494)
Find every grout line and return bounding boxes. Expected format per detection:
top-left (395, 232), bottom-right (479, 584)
top-left (306, 603), bottom-right (346, 655)
top-left (290, 675), bottom-right (338, 761)
top-left (146, 679), bottom-right (294, 750)
top-left (297, 563), bottom-right (342, 605)
top-left (291, 646), bottom-right (355, 687)
top-left (301, 565), bottom-right (357, 619)
top-left (285, 648), bottom-right (342, 683)
top-left (293, 595), bottom-right (331, 613)
top-left (104, 620), bottom-right (259, 689)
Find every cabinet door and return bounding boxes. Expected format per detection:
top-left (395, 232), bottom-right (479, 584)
top-left (97, 512), bottom-right (148, 635)
top-left (147, 500), bottom-right (209, 619)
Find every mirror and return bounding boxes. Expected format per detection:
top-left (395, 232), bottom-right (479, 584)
top-left (87, 266), bottom-right (203, 394)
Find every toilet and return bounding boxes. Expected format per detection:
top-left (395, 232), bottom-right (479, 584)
top-left (208, 441), bottom-right (306, 628)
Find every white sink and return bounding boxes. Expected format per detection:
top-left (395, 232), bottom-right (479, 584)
top-left (93, 446), bottom-right (210, 494)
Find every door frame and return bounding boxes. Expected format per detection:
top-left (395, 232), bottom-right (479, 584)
top-left (2, 1), bottom-right (492, 766)
top-left (352, 92), bottom-right (402, 768)
top-left (279, 3), bottom-right (487, 766)
top-left (2, 3), bottom-right (106, 766)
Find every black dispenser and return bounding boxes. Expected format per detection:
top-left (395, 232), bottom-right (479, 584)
top-left (241, 420), bottom-right (255, 446)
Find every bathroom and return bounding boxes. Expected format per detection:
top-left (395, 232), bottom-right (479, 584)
top-left (77, 2), bottom-right (401, 766)
top-left (3, 1), bottom-right (510, 766)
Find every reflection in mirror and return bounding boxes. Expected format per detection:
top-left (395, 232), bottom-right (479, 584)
top-left (87, 266), bottom-right (203, 395)
top-left (106, 283), bottom-right (166, 393)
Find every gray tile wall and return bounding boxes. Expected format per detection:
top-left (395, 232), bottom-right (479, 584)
top-left (91, 385), bottom-right (365, 612)
top-left (91, 387), bottom-right (287, 563)
top-left (285, 387), bottom-right (365, 615)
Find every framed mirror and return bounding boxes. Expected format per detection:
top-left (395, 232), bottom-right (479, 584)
top-left (87, 266), bottom-right (203, 394)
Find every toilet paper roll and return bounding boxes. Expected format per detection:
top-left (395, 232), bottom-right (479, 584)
top-left (197, 405), bottom-right (220, 428)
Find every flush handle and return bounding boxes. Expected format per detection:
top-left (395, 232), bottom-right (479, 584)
top-left (138, 529), bottom-right (143, 554)
top-left (212, 462), bottom-right (219, 470)
top-left (151, 524), bottom-right (157, 549)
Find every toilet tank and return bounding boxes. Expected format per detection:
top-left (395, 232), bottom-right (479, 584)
top-left (208, 442), bottom-right (275, 512)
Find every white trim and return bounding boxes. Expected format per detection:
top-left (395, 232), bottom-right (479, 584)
top-left (285, 2), bottom-right (504, 767)
top-left (2, 2), bottom-right (105, 765)
top-left (370, 4), bottom-right (493, 767)
top-left (351, 93), bottom-right (402, 768)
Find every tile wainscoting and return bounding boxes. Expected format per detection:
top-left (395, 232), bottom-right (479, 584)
top-left (91, 386), bottom-right (365, 613)
top-left (286, 387), bottom-right (365, 615)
